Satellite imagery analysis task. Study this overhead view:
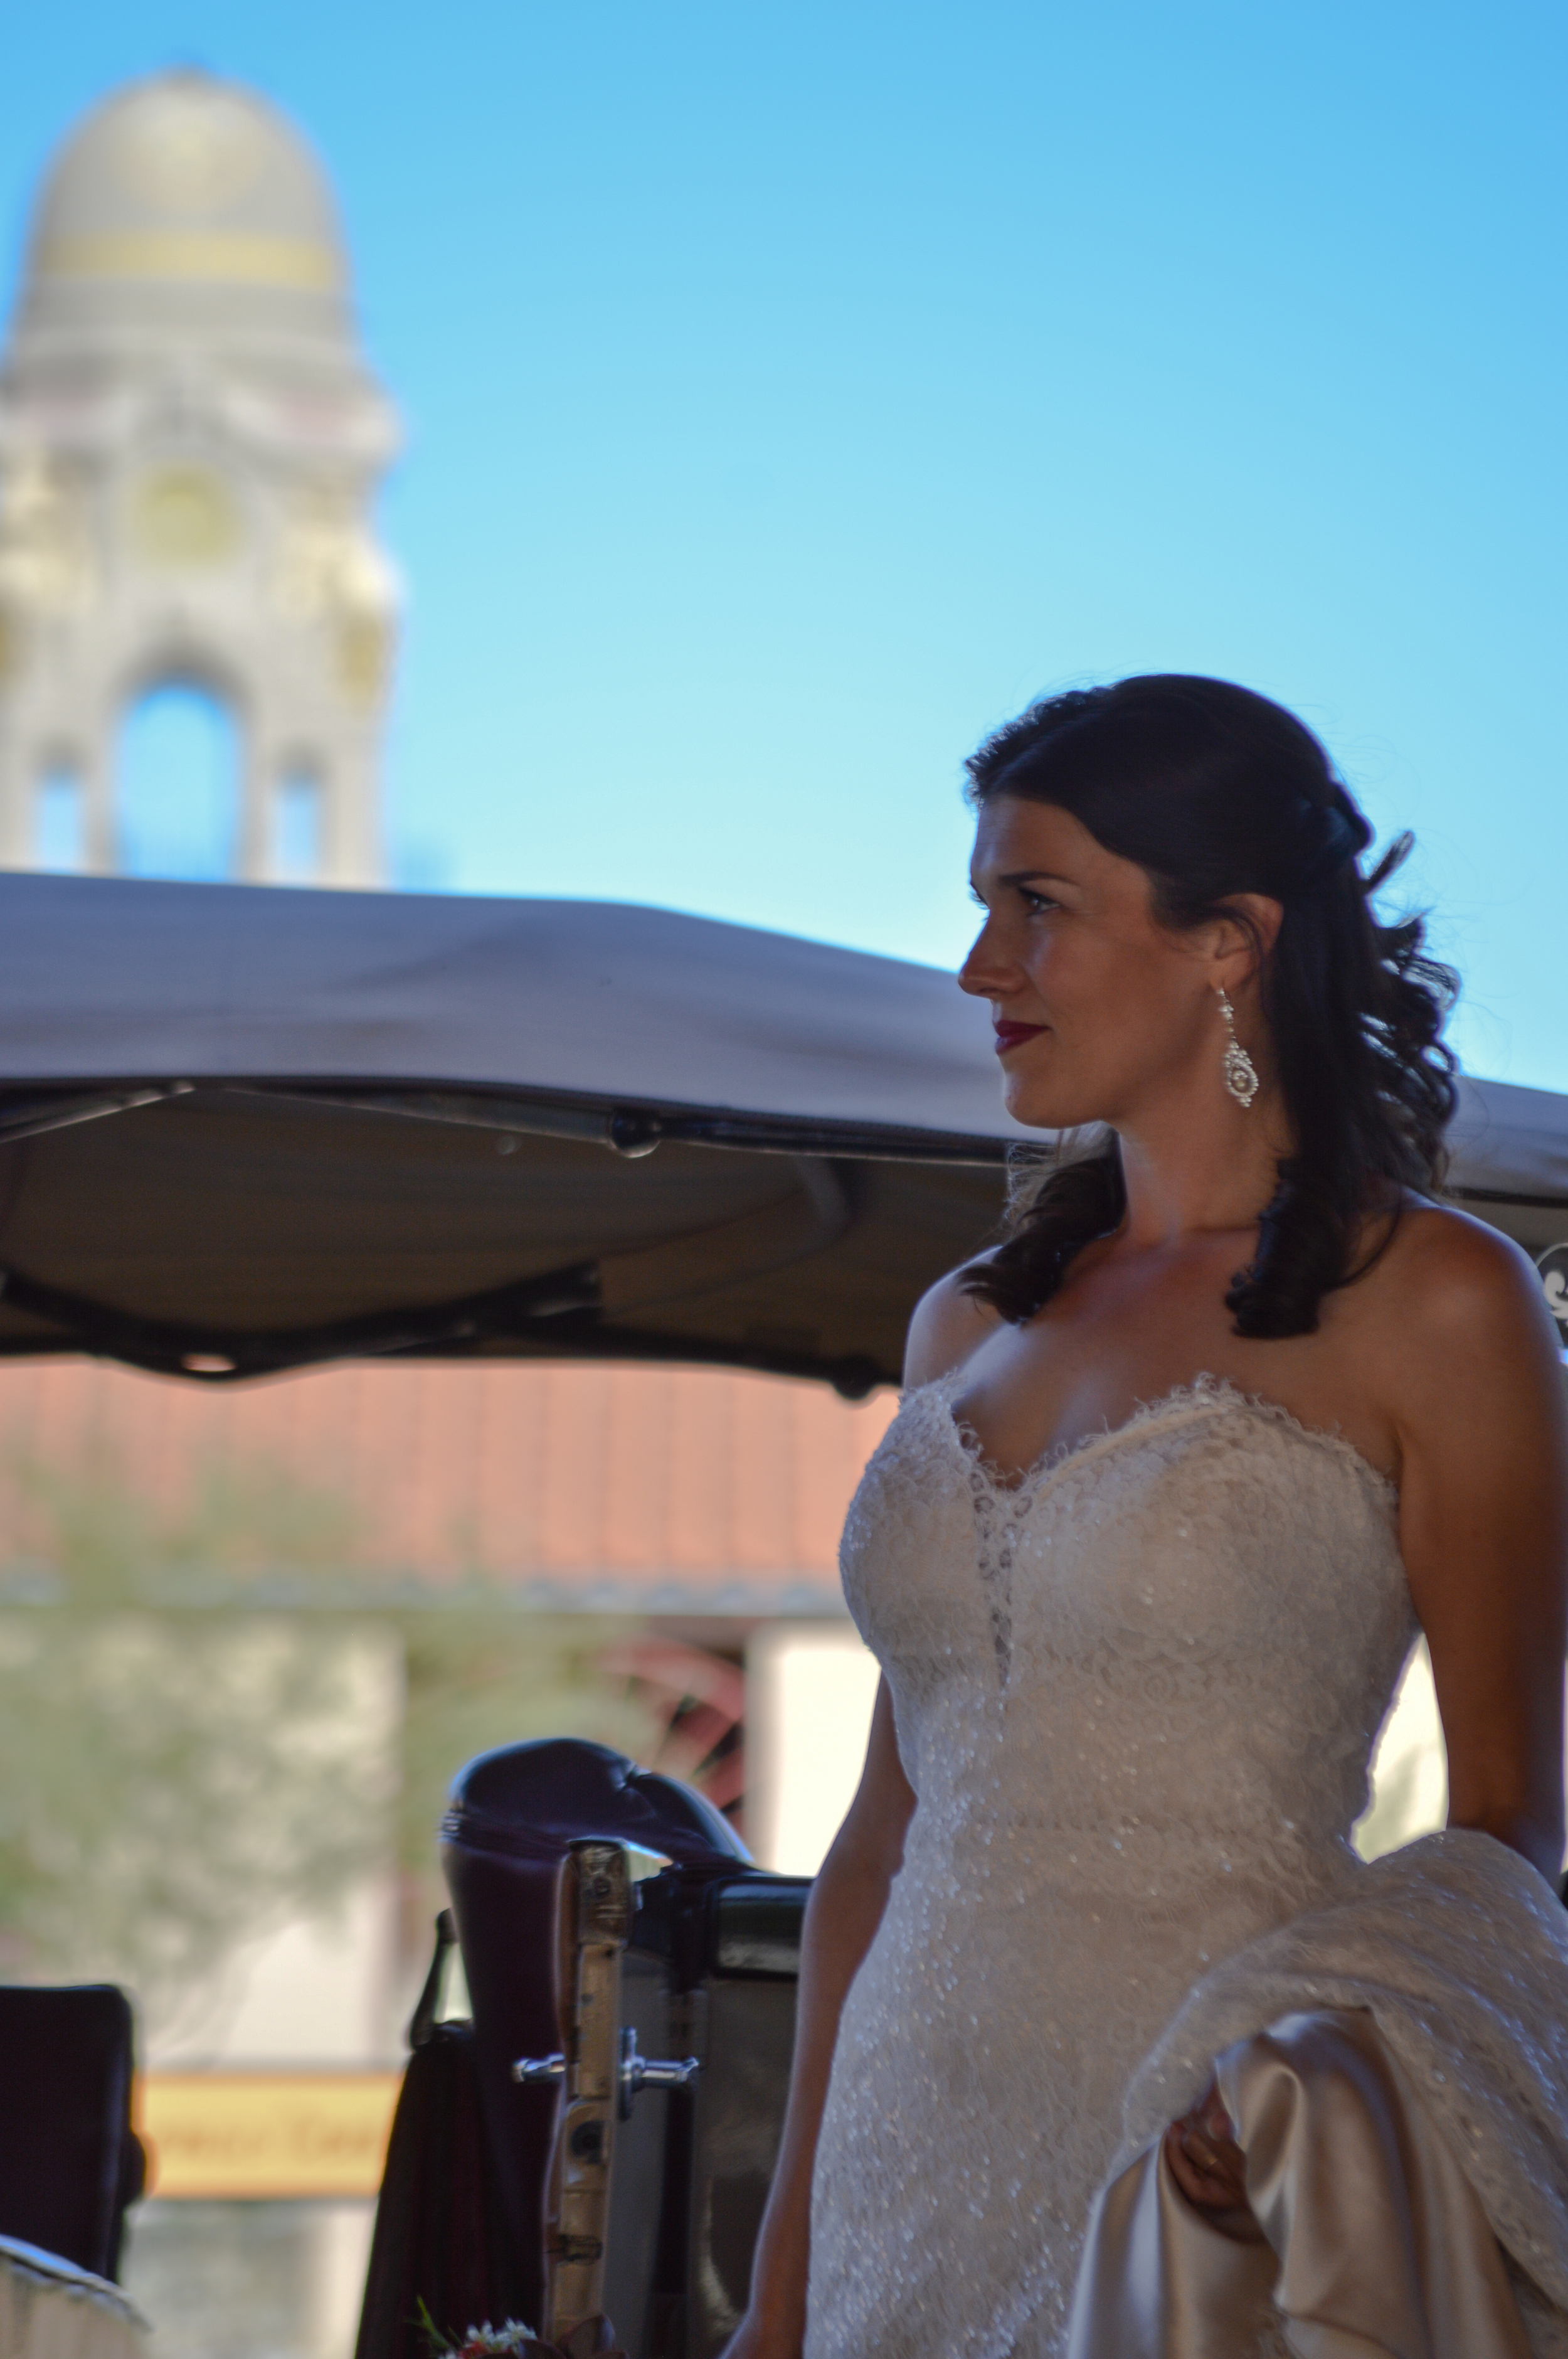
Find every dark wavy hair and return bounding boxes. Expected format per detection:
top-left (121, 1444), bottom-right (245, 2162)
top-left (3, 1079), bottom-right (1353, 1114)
top-left (960, 675), bottom-right (1458, 1339)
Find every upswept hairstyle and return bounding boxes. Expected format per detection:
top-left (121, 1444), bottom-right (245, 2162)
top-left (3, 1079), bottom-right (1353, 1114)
top-left (960, 675), bottom-right (1458, 1339)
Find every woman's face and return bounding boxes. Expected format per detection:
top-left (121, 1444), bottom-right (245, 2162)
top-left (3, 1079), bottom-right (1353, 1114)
top-left (959, 796), bottom-right (1244, 1134)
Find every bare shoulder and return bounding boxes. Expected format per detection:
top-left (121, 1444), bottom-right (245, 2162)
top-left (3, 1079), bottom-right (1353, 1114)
top-left (903, 1256), bottom-right (1002, 1388)
top-left (1361, 1198), bottom-right (1562, 1410)
top-left (1372, 1198), bottom-right (1552, 1342)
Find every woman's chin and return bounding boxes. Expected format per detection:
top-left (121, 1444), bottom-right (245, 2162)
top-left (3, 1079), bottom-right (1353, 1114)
top-left (1000, 1075), bottom-right (1110, 1134)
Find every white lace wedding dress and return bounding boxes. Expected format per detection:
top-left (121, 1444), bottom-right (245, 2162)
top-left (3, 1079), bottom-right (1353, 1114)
top-left (805, 1371), bottom-right (1568, 2358)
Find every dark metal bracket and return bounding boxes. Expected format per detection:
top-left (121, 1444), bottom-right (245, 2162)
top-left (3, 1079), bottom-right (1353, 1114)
top-left (0, 1077), bottom-right (1012, 1166)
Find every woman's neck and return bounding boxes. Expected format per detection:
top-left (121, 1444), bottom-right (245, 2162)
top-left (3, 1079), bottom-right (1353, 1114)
top-left (1112, 1089), bottom-right (1292, 1251)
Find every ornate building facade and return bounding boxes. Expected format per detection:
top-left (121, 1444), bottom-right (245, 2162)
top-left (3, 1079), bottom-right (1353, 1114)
top-left (0, 73), bottom-right (399, 883)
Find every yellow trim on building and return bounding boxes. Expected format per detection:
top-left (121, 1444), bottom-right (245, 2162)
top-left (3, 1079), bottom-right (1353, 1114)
top-left (138, 2072), bottom-right (399, 2200)
top-left (36, 235), bottom-right (342, 291)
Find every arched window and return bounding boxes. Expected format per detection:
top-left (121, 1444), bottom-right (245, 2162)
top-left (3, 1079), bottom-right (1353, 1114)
top-left (34, 760), bottom-right (85, 872)
top-left (117, 681), bottom-right (238, 881)
top-left (271, 764), bottom-right (322, 883)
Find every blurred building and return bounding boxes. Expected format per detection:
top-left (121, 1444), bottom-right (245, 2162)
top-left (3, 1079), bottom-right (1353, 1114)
top-left (0, 73), bottom-right (398, 883)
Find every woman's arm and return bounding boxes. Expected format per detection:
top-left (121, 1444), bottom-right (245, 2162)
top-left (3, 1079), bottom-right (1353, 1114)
top-left (1387, 1212), bottom-right (1568, 1881)
top-left (719, 1681), bottom-right (915, 2359)
top-left (1168, 1209), bottom-right (1568, 2220)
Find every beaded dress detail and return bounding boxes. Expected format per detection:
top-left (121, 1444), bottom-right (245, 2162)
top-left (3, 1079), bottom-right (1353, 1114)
top-left (804, 1373), bottom-right (1568, 2359)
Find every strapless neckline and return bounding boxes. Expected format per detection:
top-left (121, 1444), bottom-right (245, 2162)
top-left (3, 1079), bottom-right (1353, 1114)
top-left (920, 1365), bottom-right (1399, 1508)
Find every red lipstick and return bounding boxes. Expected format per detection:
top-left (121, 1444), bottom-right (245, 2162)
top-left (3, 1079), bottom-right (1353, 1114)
top-left (993, 1019), bottom-right (1047, 1055)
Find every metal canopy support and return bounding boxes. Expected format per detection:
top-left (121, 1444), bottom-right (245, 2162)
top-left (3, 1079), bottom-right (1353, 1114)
top-left (0, 1081), bottom-right (995, 1393)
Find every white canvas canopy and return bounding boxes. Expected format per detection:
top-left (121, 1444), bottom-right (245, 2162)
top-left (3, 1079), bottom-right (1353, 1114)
top-left (0, 871), bottom-right (1558, 1391)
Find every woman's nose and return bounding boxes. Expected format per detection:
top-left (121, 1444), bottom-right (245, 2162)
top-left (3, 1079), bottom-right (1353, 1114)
top-left (958, 926), bottom-right (1014, 1000)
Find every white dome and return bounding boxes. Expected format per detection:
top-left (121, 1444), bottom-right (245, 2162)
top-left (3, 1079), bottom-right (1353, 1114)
top-left (12, 72), bottom-right (358, 358)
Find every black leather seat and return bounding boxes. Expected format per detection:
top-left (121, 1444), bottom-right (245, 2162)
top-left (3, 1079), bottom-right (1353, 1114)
top-left (0, 1984), bottom-right (144, 2281)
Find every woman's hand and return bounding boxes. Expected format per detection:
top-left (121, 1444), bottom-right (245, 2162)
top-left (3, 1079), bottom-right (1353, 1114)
top-left (1163, 2077), bottom-right (1256, 2230)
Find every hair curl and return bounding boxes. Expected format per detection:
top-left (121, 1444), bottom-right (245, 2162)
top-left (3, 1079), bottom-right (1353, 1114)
top-left (960, 675), bottom-right (1458, 1339)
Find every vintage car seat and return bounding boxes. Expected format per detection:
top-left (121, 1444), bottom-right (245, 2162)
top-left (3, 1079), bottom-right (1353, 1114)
top-left (359, 1738), bottom-right (809, 2359)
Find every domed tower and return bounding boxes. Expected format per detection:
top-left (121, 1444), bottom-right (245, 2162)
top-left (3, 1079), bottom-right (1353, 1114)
top-left (0, 72), bottom-right (400, 883)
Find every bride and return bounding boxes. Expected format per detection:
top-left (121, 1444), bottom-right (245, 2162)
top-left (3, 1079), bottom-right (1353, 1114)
top-left (721, 676), bottom-right (1568, 2358)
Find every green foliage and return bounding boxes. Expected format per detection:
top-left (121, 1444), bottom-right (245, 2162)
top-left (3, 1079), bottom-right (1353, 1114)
top-left (6, 1447), bottom-right (361, 1605)
top-left (0, 1444), bottom-right (667, 2030)
top-left (0, 1610), bottom-right (394, 2020)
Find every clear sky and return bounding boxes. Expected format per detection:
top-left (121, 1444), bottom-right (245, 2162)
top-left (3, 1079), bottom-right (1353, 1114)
top-left (3, 3), bottom-right (1565, 1087)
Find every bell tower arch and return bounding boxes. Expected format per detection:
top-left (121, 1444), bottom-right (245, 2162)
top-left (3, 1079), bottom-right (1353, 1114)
top-left (0, 72), bottom-right (400, 885)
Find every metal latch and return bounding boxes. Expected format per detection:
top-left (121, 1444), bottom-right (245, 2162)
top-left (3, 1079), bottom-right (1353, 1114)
top-left (617, 2026), bottom-right (699, 2117)
top-left (513, 2052), bottom-right (567, 2085)
top-left (511, 2027), bottom-right (700, 2116)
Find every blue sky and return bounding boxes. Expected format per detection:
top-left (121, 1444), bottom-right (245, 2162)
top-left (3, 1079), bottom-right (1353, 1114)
top-left (3, 3), bottom-right (1565, 1086)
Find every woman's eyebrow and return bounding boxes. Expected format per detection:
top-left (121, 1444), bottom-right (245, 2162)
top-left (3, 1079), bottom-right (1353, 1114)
top-left (999, 868), bottom-right (1075, 888)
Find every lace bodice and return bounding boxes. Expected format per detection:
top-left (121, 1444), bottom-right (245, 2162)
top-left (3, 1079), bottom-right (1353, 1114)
top-left (806, 1372), bottom-right (1416, 2359)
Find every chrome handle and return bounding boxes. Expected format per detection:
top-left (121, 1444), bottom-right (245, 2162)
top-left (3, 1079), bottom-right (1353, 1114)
top-left (618, 2026), bottom-right (699, 2119)
top-left (512, 2052), bottom-right (566, 2085)
top-left (513, 2033), bottom-right (698, 2107)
